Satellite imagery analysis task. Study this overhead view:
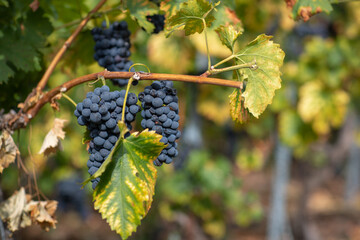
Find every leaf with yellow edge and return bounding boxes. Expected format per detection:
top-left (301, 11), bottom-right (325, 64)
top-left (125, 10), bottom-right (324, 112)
top-left (86, 121), bottom-right (165, 240)
top-left (236, 34), bottom-right (285, 118)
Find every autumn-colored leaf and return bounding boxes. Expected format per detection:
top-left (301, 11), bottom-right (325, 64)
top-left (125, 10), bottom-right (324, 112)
top-left (85, 122), bottom-right (165, 239)
top-left (0, 130), bottom-right (19, 173)
top-left (235, 34), bottom-right (285, 118)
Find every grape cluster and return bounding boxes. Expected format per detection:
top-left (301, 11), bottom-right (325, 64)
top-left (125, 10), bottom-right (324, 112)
top-left (91, 21), bottom-right (133, 87)
top-left (147, 14), bottom-right (165, 34)
top-left (139, 81), bottom-right (181, 166)
top-left (74, 85), bottom-right (140, 189)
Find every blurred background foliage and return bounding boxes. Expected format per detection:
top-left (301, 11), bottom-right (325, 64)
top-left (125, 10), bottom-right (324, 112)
top-left (1, 0), bottom-right (360, 239)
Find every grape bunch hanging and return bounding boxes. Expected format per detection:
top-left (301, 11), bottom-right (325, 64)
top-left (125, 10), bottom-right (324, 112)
top-left (74, 86), bottom-right (140, 189)
top-left (91, 21), bottom-right (133, 87)
top-left (139, 81), bottom-right (181, 166)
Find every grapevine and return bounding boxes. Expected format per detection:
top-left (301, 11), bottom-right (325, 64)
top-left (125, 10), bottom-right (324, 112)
top-left (0, 0), bottom-right (291, 239)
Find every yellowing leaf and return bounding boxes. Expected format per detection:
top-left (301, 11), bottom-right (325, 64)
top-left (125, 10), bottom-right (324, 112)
top-left (166, 0), bottom-right (218, 36)
top-left (297, 81), bottom-right (349, 135)
top-left (236, 34), bottom-right (285, 118)
top-left (0, 130), bottom-right (19, 173)
top-left (89, 122), bottom-right (165, 240)
top-left (0, 188), bottom-right (31, 232)
top-left (215, 24), bottom-right (243, 52)
top-left (229, 88), bottom-right (248, 124)
top-left (38, 118), bottom-right (67, 155)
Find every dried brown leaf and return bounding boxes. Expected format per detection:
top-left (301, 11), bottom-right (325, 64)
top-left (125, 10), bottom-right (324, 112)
top-left (0, 131), bottom-right (19, 173)
top-left (26, 200), bottom-right (58, 231)
top-left (0, 188), bottom-right (31, 232)
top-left (39, 118), bottom-right (67, 155)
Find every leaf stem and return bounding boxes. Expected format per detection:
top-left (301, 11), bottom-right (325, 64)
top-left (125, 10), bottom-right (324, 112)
top-left (213, 54), bottom-right (235, 68)
top-left (210, 62), bottom-right (256, 75)
top-left (122, 77), bottom-right (134, 122)
top-left (62, 93), bottom-right (77, 107)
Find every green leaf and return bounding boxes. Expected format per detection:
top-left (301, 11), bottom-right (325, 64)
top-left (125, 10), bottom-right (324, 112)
top-left (89, 122), bottom-right (165, 240)
top-left (0, 8), bottom-right (53, 81)
top-left (0, 56), bottom-right (14, 83)
top-left (215, 25), bottom-right (243, 53)
top-left (0, 29), bottom-right (40, 72)
top-left (235, 34), bottom-right (285, 118)
top-left (291, 0), bottom-right (333, 21)
top-left (166, 0), bottom-right (218, 36)
top-left (126, 0), bottom-right (159, 34)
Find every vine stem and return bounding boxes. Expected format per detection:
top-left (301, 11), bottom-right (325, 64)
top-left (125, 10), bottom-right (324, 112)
top-left (36, 0), bottom-right (107, 93)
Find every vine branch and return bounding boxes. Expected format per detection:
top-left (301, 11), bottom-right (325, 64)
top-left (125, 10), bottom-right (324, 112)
top-left (3, 70), bottom-right (243, 132)
top-left (36, 0), bottom-right (107, 93)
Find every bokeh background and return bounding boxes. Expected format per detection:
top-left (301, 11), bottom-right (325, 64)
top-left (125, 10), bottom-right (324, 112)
top-left (1, 0), bottom-right (360, 239)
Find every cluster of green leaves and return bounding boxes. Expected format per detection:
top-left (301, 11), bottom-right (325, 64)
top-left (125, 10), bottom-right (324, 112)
top-left (0, 0), bottom-right (54, 110)
top-left (0, 0), bottom-right (52, 83)
top-left (158, 150), bottom-right (262, 239)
